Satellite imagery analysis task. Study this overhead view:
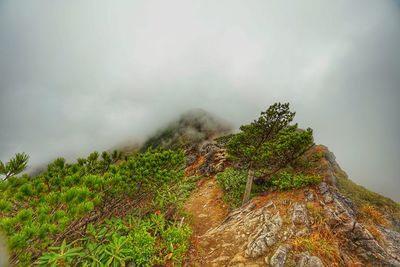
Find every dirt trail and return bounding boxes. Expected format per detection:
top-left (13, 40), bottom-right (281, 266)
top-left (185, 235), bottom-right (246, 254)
top-left (184, 176), bottom-right (230, 266)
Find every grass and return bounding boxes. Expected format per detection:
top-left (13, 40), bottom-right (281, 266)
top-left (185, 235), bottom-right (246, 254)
top-left (306, 202), bottom-right (325, 226)
top-left (360, 204), bottom-right (390, 226)
top-left (337, 176), bottom-right (400, 220)
top-left (292, 231), bottom-right (340, 264)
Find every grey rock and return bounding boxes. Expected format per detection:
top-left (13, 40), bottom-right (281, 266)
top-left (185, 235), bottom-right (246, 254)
top-left (297, 252), bottom-right (324, 267)
top-left (245, 209), bottom-right (282, 258)
top-left (318, 182), bottom-right (329, 195)
top-left (323, 193), bottom-right (333, 204)
top-left (292, 203), bottom-right (310, 227)
top-left (295, 227), bottom-right (309, 237)
top-left (304, 190), bottom-right (314, 201)
top-left (185, 153), bottom-right (198, 166)
top-left (380, 227), bottom-right (400, 261)
top-left (198, 142), bottom-right (227, 176)
top-left (270, 244), bottom-right (291, 267)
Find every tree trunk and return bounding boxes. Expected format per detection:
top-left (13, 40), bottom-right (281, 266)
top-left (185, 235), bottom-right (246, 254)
top-left (242, 168), bottom-right (254, 205)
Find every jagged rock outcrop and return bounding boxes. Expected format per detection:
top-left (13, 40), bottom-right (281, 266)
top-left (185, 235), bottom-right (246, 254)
top-left (187, 144), bottom-right (400, 266)
top-left (269, 244), bottom-right (291, 267)
top-left (245, 202), bottom-right (283, 258)
top-left (296, 252), bottom-right (324, 267)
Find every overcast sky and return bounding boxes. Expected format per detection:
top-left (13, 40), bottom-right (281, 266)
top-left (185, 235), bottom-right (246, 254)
top-left (0, 0), bottom-right (399, 201)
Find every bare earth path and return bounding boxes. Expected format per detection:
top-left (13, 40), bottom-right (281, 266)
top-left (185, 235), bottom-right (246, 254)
top-left (184, 176), bottom-right (230, 266)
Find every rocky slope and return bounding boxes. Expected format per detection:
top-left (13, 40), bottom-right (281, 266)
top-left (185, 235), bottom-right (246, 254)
top-left (184, 143), bottom-right (400, 266)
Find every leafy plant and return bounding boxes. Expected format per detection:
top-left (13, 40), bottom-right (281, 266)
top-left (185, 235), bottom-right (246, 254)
top-left (268, 171), bottom-right (321, 191)
top-left (216, 168), bottom-right (247, 208)
top-left (0, 148), bottom-right (193, 266)
top-left (37, 239), bottom-right (84, 266)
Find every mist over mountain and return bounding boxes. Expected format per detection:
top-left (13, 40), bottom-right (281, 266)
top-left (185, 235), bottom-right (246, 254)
top-left (0, 0), bottom-right (399, 203)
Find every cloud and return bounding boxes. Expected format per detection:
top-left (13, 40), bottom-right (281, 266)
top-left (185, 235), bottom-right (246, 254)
top-left (0, 0), bottom-right (399, 200)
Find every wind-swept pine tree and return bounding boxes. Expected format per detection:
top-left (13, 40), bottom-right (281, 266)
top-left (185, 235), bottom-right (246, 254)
top-left (223, 103), bottom-right (314, 204)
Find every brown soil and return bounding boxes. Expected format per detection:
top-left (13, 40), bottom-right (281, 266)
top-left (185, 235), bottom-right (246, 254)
top-left (184, 176), bottom-right (230, 266)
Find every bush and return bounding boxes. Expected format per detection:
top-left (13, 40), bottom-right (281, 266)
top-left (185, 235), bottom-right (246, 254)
top-left (216, 168), bottom-right (246, 208)
top-left (0, 148), bottom-right (189, 265)
top-left (269, 171), bottom-right (321, 191)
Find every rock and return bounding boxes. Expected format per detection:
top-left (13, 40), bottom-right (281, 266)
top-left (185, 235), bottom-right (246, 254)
top-left (321, 187), bottom-right (400, 266)
top-left (297, 252), bottom-right (324, 267)
top-left (295, 227), bottom-right (309, 237)
top-left (185, 153), bottom-right (198, 167)
top-left (198, 142), bottom-right (227, 176)
top-left (380, 227), bottom-right (400, 261)
top-left (270, 244), bottom-right (291, 267)
top-left (323, 193), bottom-right (333, 204)
top-left (245, 203), bottom-right (282, 258)
top-left (318, 182), bottom-right (329, 195)
top-left (304, 189), bottom-right (314, 201)
top-left (292, 203), bottom-right (310, 227)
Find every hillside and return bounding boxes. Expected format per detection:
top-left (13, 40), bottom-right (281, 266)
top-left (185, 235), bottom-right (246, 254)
top-left (0, 106), bottom-right (399, 266)
top-left (183, 143), bottom-right (400, 266)
top-left (140, 109), bottom-right (232, 152)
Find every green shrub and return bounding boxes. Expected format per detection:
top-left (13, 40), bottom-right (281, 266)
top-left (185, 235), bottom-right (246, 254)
top-left (0, 149), bottom-right (191, 265)
top-left (269, 171), bottom-right (321, 190)
top-left (217, 168), bottom-right (246, 208)
top-left (0, 199), bottom-right (12, 212)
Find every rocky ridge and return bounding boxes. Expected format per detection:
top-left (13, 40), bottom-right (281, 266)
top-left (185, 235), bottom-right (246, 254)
top-left (184, 143), bottom-right (400, 266)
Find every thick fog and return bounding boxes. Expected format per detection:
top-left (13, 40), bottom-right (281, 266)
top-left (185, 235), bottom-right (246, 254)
top-left (0, 0), bottom-right (399, 201)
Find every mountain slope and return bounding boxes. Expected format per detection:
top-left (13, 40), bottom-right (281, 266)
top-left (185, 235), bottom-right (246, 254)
top-left (141, 109), bottom-right (232, 152)
top-left (1, 110), bottom-right (399, 266)
top-left (182, 142), bottom-right (400, 266)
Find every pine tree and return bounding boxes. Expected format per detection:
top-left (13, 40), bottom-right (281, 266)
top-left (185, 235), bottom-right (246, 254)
top-left (0, 152), bottom-right (29, 180)
top-left (224, 103), bottom-right (314, 204)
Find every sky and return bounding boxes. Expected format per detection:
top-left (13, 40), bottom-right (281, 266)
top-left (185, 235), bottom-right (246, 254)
top-left (0, 0), bottom-right (399, 201)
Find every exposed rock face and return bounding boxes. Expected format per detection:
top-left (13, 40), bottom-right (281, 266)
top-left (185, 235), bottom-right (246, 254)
top-left (198, 142), bottom-right (227, 176)
top-left (297, 252), bottom-right (324, 267)
top-left (319, 181), bottom-right (400, 266)
top-left (292, 203), bottom-right (310, 227)
top-left (269, 244), bottom-right (291, 267)
top-left (186, 144), bottom-right (400, 266)
top-left (245, 202), bottom-right (283, 258)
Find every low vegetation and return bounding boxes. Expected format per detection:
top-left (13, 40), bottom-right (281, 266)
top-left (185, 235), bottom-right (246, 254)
top-left (216, 168), bottom-right (246, 208)
top-left (292, 231), bottom-right (340, 263)
top-left (37, 213), bottom-right (191, 266)
top-left (0, 149), bottom-right (194, 266)
top-left (337, 175), bottom-right (400, 220)
top-left (217, 168), bottom-right (321, 208)
top-left (267, 172), bottom-right (321, 191)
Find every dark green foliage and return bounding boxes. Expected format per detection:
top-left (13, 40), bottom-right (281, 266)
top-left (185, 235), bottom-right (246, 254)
top-left (226, 103), bottom-right (313, 175)
top-left (220, 102), bottom-right (314, 204)
top-left (0, 148), bottom-right (192, 266)
top-left (0, 152), bottom-right (29, 180)
top-left (268, 171), bottom-right (322, 190)
top-left (36, 240), bottom-right (84, 267)
top-left (36, 214), bottom-right (191, 267)
top-left (216, 168), bottom-right (247, 208)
